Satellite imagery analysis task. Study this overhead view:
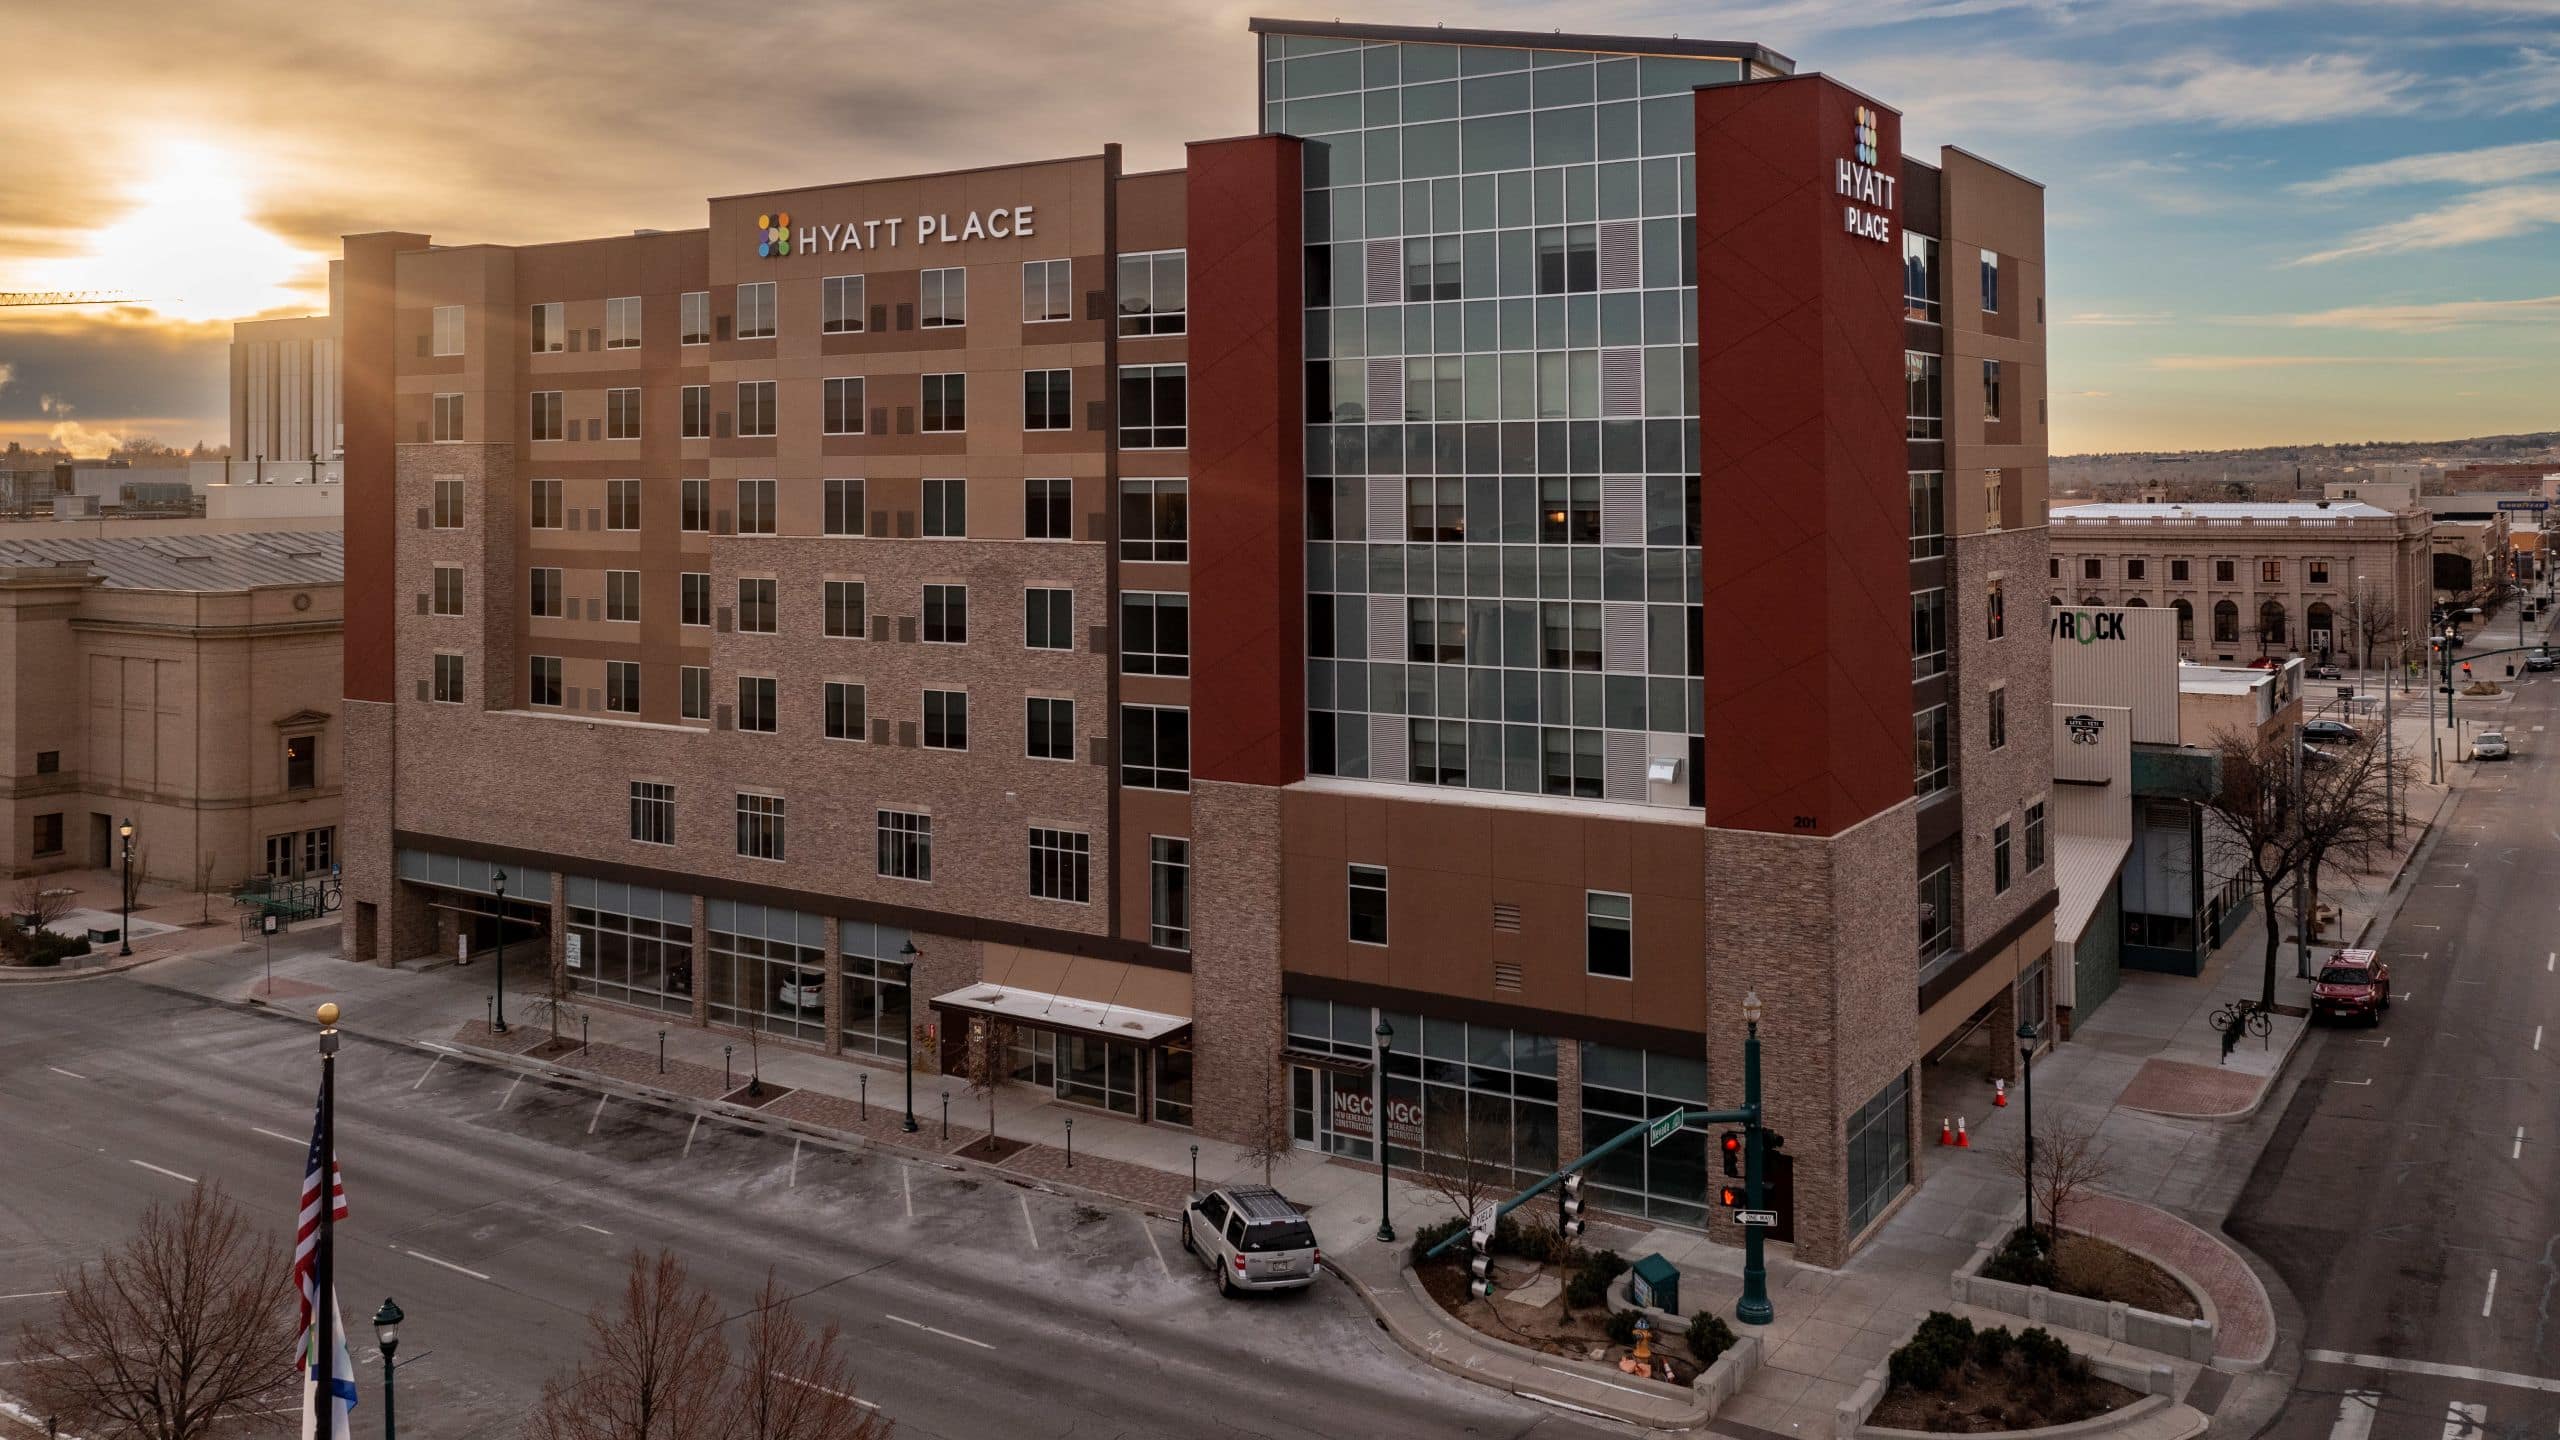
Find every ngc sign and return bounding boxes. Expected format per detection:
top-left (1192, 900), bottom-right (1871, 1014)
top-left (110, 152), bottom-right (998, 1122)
top-left (1837, 104), bottom-right (1894, 245)
top-left (756, 206), bottom-right (1038, 258)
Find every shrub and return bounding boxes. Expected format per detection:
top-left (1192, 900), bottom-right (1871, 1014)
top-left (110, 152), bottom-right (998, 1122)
top-left (1889, 1312), bottom-right (1977, 1393)
top-left (1981, 1224), bottom-right (2057, 1289)
top-left (1604, 1307), bottom-right (1641, 1347)
top-left (1561, 1248), bottom-right (1629, 1310)
top-left (1971, 1324), bottom-right (2014, 1366)
top-left (1688, 1311), bottom-right (1737, 1365)
top-left (2013, 1327), bottom-right (2087, 1380)
top-left (1409, 1217), bottom-right (1466, 1267)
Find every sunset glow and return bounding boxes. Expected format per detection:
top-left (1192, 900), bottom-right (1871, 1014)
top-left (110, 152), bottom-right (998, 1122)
top-left (24, 141), bottom-right (317, 323)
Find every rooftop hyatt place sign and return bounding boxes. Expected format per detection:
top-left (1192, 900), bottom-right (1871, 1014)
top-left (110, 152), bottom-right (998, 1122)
top-left (756, 206), bottom-right (1037, 258)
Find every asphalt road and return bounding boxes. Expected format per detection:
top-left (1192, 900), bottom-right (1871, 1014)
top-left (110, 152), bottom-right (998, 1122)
top-left (0, 979), bottom-right (1616, 1440)
top-left (2235, 632), bottom-right (2560, 1440)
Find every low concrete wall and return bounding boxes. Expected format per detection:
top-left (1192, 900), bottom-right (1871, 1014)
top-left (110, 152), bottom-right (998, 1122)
top-left (1598, 1271), bottom-right (1764, 1418)
top-left (1837, 1316), bottom-right (2186, 1440)
top-left (1950, 1228), bottom-right (2216, 1364)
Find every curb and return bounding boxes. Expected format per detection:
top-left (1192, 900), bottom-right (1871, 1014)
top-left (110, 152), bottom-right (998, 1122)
top-left (0, 950), bottom-right (163, 984)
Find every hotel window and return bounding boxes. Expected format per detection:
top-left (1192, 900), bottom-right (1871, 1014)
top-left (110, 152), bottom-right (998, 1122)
top-left (528, 655), bottom-right (562, 708)
top-left (1347, 864), bottom-right (1389, 945)
top-left (1918, 865), bottom-right (1954, 963)
top-left (680, 291), bottom-right (709, 346)
top-left (604, 296), bottom-right (641, 349)
top-left (824, 580), bottom-right (865, 638)
top-left (736, 793), bottom-right (785, 862)
top-left (431, 305), bottom-right (465, 356)
top-left (921, 373), bottom-right (966, 433)
top-left (1988, 684), bottom-right (2007, 750)
top-left (1982, 360), bottom-right (2002, 422)
top-left (431, 564), bottom-right (463, 617)
top-left (1408, 597), bottom-right (1465, 663)
top-left (431, 653), bottom-right (464, 704)
top-left (2261, 559), bottom-right (2283, 584)
top-left (285, 735), bottom-right (317, 791)
top-left (1993, 820), bottom-right (2014, 895)
top-left (922, 477), bottom-right (966, 538)
top-left (605, 569), bottom-right (641, 622)
top-left (1024, 477), bottom-right (1071, 540)
top-left (1150, 838), bottom-right (1190, 950)
top-left (1121, 592), bottom-right (1189, 676)
top-left (2172, 559), bottom-right (2190, 581)
top-left (605, 477), bottom-right (640, 530)
top-left (824, 478), bottom-right (866, 536)
top-left (2026, 801), bottom-right (2047, 871)
top-left (824, 681), bottom-right (866, 741)
top-left (736, 381), bottom-right (776, 438)
top-left (530, 301), bottom-right (564, 353)
top-left (736, 479), bottom-right (776, 535)
top-left (823, 377), bottom-right (866, 434)
top-left (1118, 249), bottom-right (1187, 335)
top-left (878, 810), bottom-right (932, 881)
top-left (822, 274), bottom-right (866, 334)
top-left (681, 666), bottom-right (710, 721)
top-left (923, 689), bottom-right (969, 750)
top-left (432, 478), bottom-right (464, 529)
top-left (529, 478), bottom-right (562, 529)
top-left (681, 572), bottom-right (710, 628)
top-left (1987, 580), bottom-right (2006, 640)
top-left (923, 584), bottom-right (968, 643)
top-left (431, 393), bottom-right (464, 443)
top-left (920, 267), bottom-right (967, 328)
top-left (1119, 364), bottom-right (1187, 448)
top-left (629, 782), bottom-right (675, 846)
top-left (1911, 589), bottom-right (1946, 680)
top-left (1022, 259), bottom-right (1073, 323)
top-left (1540, 729), bottom-right (1604, 801)
top-left (736, 281), bottom-right (776, 340)
top-left (1984, 468), bottom-right (2004, 531)
top-left (1404, 235), bottom-right (1462, 301)
top-left (736, 675), bottom-right (778, 733)
top-left (681, 479), bottom-right (708, 532)
top-left (530, 392), bottom-right (563, 442)
top-left (1908, 470), bottom-right (1944, 559)
top-left (681, 385), bottom-right (710, 439)
top-left (1902, 232), bottom-right (1939, 323)
top-left (529, 567), bottom-right (564, 619)
top-left (1024, 369), bottom-right (1072, 431)
top-left (1410, 718), bottom-right (1466, 785)
top-left (2310, 561), bottom-right (2330, 584)
top-left (1121, 704), bottom-right (1191, 791)
top-left (1586, 892), bottom-right (1634, 979)
top-left (1030, 828), bottom-right (1090, 903)
top-left (605, 660), bottom-right (641, 714)
top-left (736, 577), bottom-right (777, 634)
top-left (1913, 705), bottom-right (1950, 797)
top-left (1904, 352), bottom-right (1941, 440)
top-left (1024, 586), bottom-right (1073, 651)
top-left (1026, 696), bottom-right (1074, 760)
top-left (2215, 560), bottom-right (2236, 583)
top-left (1980, 249), bottom-right (2001, 313)
top-left (1118, 478), bottom-right (1188, 561)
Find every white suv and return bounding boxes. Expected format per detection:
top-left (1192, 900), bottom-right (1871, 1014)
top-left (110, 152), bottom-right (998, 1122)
top-left (1181, 1185), bottom-right (1320, 1296)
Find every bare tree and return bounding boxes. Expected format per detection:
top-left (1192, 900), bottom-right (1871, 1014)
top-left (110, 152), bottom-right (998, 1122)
top-left (1233, 1066), bottom-right (1293, 1188)
top-left (529, 941), bottom-right (587, 1051)
top-left (2344, 583), bottom-right (2398, 674)
top-left (526, 1250), bottom-right (732, 1440)
top-left (2187, 727), bottom-right (2392, 1009)
top-left (727, 1272), bottom-right (891, 1440)
top-left (2296, 733), bottom-right (2394, 941)
top-left (1994, 1126), bottom-right (2114, 1244)
top-left (195, 850), bottom-right (220, 925)
top-left (10, 877), bottom-right (72, 936)
top-left (1412, 1113), bottom-right (1517, 1228)
top-left (10, 1182), bottom-right (294, 1440)
top-left (961, 1017), bottom-right (1014, 1143)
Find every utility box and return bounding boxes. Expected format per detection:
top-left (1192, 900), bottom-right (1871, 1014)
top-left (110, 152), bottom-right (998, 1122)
top-left (1628, 1253), bottom-right (1680, 1314)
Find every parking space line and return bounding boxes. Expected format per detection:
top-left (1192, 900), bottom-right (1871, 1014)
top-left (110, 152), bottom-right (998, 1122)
top-left (498, 1075), bottom-right (524, 1112)
top-left (2482, 1270), bottom-right (2499, 1318)
top-left (250, 1126), bottom-right (303, 1147)
top-left (0, 1292), bottom-right (66, 1301)
top-left (2514, 1127), bottom-right (2525, 1159)
top-left (903, 1166), bottom-right (913, 1220)
top-left (885, 1314), bottom-right (994, 1350)
top-left (44, 1066), bottom-right (86, 1081)
top-left (790, 1137), bottom-right (801, 1189)
top-left (771, 1371), bottom-right (879, 1410)
top-left (1019, 1194), bottom-right (1039, 1250)
top-left (2536, 1026), bottom-right (2544, 1051)
top-left (588, 1096), bottom-right (607, 1135)
top-left (1143, 1219), bottom-right (1173, 1279)
top-left (683, 1115), bottom-right (701, 1159)
top-left (419, 1041), bottom-right (460, 1055)
top-left (411, 1055), bottom-right (442, 1090)
top-left (405, 1249), bottom-right (491, 1282)
top-left (577, 1223), bottom-right (612, 1235)
top-left (130, 1160), bottom-right (196, 1185)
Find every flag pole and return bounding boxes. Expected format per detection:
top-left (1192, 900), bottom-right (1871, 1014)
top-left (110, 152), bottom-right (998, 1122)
top-left (315, 1003), bottom-right (340, 1433)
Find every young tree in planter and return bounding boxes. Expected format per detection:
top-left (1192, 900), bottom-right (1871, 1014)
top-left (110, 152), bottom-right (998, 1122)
top-left (1993, 1124), bottom-right (2113, 1246)
top-left (1413, 1113), bottom-right (1517, 1237)
top-left (529, 934), bottom-right (588, 1051)
top-left (962, 1016), bottom-right (1014, 1144)
top-left (1234, 1065), bottom-right (1294, 1188)
top-left (11, 1182), bottom-right (293, 1440)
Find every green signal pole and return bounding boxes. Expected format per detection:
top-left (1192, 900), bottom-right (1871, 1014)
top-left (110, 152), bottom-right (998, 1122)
top-left (1737, 992), bottom-right (1772, 1325)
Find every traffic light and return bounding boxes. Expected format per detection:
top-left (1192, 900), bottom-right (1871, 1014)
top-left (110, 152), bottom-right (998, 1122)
top-left (1467, 1220), bottom-right (1495, 1299)
top-left (1559, 1172), bottom-right (1585, 1240)
top-left (1762, 1129), bottom-right (1786, 1157)
top-left (1718, 1185), bottom-right (1741, 1208)
top-left (1720, 1130), bottom-right (1743, 1178)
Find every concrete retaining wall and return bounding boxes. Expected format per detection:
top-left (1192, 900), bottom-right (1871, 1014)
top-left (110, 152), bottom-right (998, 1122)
top-left (1837, 1315), bottom-right (2186, 1440)
top-left (1950, 1229), bottom-right (2216, 1364)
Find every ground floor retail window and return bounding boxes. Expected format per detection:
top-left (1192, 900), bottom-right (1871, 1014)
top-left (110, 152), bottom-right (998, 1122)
top-left (1579, 1043), bottom-right (1710, 1225)
top-left (839, 920), bottom-right (914, 1064)
top-left (1286, 996), bottom-right (1557, 1183)
top-left (1846, 1071), bottom-right (1912, 1237)
top-left (566, 876), bottom-right (695, 1017)
top-left (1154, 1043), bottom-right (1193, 1126)
top-left (2017, 955), bottom-right (2051, 1033)
top-left (265, 827), bottom-right (337, 880)
top-left (1006, 1029), bottom-right (1147, 1118)
top-left (705, 901), bottom-right (828, 1045)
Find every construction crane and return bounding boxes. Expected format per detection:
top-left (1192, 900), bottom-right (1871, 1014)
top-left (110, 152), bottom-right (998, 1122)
top-left (0, 290), bottom-right (147, 308)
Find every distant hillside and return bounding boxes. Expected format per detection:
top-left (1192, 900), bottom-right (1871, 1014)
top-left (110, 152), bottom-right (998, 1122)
top-left (2056, 431), bottom-right (2559, 499)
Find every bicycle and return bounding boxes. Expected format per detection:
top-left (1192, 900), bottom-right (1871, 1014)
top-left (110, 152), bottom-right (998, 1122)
top-left (2209, 1000), bottom-right (2271, 1038)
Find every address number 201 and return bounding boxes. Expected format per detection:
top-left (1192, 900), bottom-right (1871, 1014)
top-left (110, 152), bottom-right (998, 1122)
top-left (1793, 815), bottom-right (1818, 830)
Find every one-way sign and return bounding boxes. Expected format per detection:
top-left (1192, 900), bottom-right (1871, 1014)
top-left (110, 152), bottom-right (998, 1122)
top-left (1731, 1209), bottom-right (1778, 1227)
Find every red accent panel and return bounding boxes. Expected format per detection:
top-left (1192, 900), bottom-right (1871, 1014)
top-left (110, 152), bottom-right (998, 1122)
top-left (1185, 135), bottom-right (1306, 788)
top-left (339, 231), bottom-right (429, 704)
top-left (1694, 79), bottom-right (1910, 836)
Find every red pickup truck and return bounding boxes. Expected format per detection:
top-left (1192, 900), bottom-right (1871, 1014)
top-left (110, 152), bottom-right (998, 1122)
top-left (2312, 949), bottom-right (2390, 1025)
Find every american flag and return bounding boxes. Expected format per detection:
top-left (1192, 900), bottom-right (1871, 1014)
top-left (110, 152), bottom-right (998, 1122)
top-left (293, 1091), bottom-right (346, 1347)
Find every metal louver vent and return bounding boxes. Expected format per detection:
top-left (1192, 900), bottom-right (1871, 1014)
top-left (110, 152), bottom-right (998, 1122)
top-left (1492, 902), bottom-right (1522, 934)
top-left (1598, 220), bottom-right (1642, 290)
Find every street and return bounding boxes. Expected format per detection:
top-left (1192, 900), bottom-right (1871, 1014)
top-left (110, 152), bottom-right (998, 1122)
top-left (2236, 624), bottom-right (2560, 1439)
top-left (0, 979), bottom-right (1613, 1440)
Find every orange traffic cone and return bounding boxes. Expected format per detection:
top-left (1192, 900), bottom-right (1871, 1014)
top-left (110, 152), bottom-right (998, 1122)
top-left (1955, 1117), bottom-right (1971, 1148)
top-left (1939, 1116), bottom-right (1954, 1146)
top-left (1994, 1079), bottom-right (2008, 1108)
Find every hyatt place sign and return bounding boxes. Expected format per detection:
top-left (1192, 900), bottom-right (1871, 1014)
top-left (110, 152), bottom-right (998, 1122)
top-left (756, 207), bottom-right (1038, 258)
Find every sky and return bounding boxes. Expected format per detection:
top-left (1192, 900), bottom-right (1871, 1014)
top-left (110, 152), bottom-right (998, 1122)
top-left (0, 0), bottom-right (2552, 457)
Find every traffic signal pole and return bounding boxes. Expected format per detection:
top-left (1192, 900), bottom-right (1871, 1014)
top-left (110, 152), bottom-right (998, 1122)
top-left (1735, 1005), bottom-right (1773, 1324)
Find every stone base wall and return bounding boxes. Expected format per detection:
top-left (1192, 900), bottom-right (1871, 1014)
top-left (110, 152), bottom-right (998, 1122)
top-left (1188, 779), bottom-right (1284, 1147)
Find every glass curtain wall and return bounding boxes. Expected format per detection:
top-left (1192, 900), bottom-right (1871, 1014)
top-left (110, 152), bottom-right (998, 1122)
top-left (705, 901), bottom-right (828, 1045)
top-left (1284, 996), bottom-right (1558, 1181)
top-left (838, 919), bottom-right (913, 1064)
top-left (565, 876), bottom-right (696, 1015)
top-left (1579, 1042), bottom-right (1711, 1223)
top-left (1265, 32), bottom-right (1733, 806)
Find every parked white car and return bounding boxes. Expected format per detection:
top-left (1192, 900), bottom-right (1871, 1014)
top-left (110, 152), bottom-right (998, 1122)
top-left (2473, 731), bottom-right (2510, 761)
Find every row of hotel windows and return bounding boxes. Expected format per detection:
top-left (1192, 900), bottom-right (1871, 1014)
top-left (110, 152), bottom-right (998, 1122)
top-left (428, 474), bottom-right (1189, 555)
top-left (1899, 232), bottom-right (2005, 326)
top-left (1344, 862), bottom-right (1634, 977)
top-left (617, 782), bottom-right (1192, 950)
top-left (424, 252), bottom-right (1188, 359)
top-left (427, 367), bottom-right (1189, 448)
top-left (1902, 353), bottom-right (2007, 440)
top-left (2058, 555), bottom-right (2342, 586)
top-left (1914, 802), bottom-right (2048, 963)
top-left (1908, 469), bottom-right (2015, 553)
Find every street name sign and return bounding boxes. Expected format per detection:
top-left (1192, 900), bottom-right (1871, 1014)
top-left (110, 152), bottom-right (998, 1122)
top-left (1647, 1109), bottom-right (1686, 1146)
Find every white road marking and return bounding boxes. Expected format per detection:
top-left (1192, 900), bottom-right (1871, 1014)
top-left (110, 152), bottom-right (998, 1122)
top-left (44, 1066), bottom-right (86, 1081)
top-left (683, 1115), bottom-right (701, 1159)
top-left (1143, 1219), bottom-right (1173, 1279)
top-left (2429, 884), bottom-right (2466, 889)
top-left (404, 1249), bottom-right (492, 1282)
top-left (902, 1166), bottom-right (914, 1220)
top-left (2355, 1036), bottom-right (2391, 1047)
top-left (2536, 1026), bottom-right (2544, 1051)
top-left (2334, 1078), bottom-right (2374, 1087)
top-left (790, 1137), bottom-right (802, 1189)
top-left (2325, 1389), bottom-right (2379, 1440)
top-left (577, 1223), bottom-right (612, 1235)
top-left (0, 1292), bottom-right (66, 1301)
top-left (2482, 1271), bottom-right (2500, 1318)
top-left (884, 1314), bottom-right (994, 1350)
top-left (588, 1096), bottom-right (607, 1135)
top-left (419, 1041), bottom-right (460, 1055)
top-left (1019, 1193), bottom-right (1039, 1250)
top-left (1525, 1394), bottom-right (1617, 1421)
top-left (130, 1160), bottom-right (197, 1184)
top-left (2446, 1399), bottom-right (2486, 1439)
top-left (1538, 1364), bottom-right (1663, 1398)
top-left (770, 1371), bottom-right (879, 1410)
top-left (2514, 1127), bottom-right (2525, 1159)
top-left (2549, 952), bottom-right (2555, 973)
top-left (411, 1055), bottom-right (443, 1090)
top-left (250, 1126), bottom-right (303, 1147)
top-left (497, 1075), bottom-right (526, 1111)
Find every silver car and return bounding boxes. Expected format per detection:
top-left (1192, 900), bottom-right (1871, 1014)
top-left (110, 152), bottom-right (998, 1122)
top-left (2474, 731), bottom-right (2510, 761)
top-left (1182, 1185), bottom-right (1320, 1296)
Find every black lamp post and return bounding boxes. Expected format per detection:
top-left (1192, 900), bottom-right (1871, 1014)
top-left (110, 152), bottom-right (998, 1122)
top-left (372, 1297), bottom-right (403, 1440)
top-left (899, 939), bottom-right (921, 1132)
top-left (1373, 1018), bottom-right (1396, 1244)
top-left (116, 819), bottom-right (135, 956)
top-left (488, 869), bottom-right (509, 1034)
top-left (2016, 1019), bottom-right (2040, 1244)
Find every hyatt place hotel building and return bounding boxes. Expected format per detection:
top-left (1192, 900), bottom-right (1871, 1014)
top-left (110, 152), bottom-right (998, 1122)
top-left (338, 17), bottom-right (2050, 1265)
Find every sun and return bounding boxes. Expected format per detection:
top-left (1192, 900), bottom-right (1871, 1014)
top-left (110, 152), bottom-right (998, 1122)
top-left (26, 141), bottom-right (317, 322)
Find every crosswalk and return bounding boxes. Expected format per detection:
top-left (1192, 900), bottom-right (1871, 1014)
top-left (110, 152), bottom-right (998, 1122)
top-left (2328, 1390), bottom-right (2535, 1440)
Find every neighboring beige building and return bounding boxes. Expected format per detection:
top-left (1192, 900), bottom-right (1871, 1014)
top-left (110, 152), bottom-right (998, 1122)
top-left (0, 520), bottom-right (343, 888)
top-left (2048, 501), bottom-right (2431, 670)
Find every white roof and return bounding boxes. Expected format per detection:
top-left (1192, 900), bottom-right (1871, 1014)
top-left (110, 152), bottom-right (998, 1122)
top-left (2178, 667), bottom-right (2274, 696)
top-left (931, 981), bottom-right (1190, 1043)
top-left (2053, 501), bottom-right (2395, 521)
top-left (2052, 832), bottom-right (2132, 947)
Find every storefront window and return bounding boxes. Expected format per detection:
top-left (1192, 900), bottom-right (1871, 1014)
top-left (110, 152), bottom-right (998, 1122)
top-left (1285, 996), bottom-right (1556, 1182)
top-left (1154, 1044), bottom-right (1194, 1126)
top-left (566, 876), bottom-right (695, 1016)
top-left (1846, 1071), bottom-right (1912, 1236)
top-left (706, 901), bottom-right (828, 1045)
top-left (839, 919), bottom-right (912, 1064)
top-left (1579, 1042), bottom-right (1709, 1224)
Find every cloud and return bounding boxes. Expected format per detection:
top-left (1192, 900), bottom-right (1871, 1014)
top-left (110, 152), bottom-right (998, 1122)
top-left (0, 362), bottom-right (11, 395)
top-left (2145, 355), bottom-right (2482, 371)
top-left (1856, 47), bottom-right (2423, 141)
top-left (2069, 311), bottom-right (2173, 326)
top-left (2241, 294), bottom-right (2560, 332)
top-left (2293, 137), bottom-right (2560, 195)
top-left (2291, 184), bottom-right (2560, 263)
top-left (2065, 389), bottom-right (2115, 397)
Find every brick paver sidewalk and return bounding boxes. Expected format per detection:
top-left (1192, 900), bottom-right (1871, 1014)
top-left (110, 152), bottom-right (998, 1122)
top-left (2114, 1057), bottom-right (2265, 1119)
top-left (2076, 1193), bottom-right (2273, 1365)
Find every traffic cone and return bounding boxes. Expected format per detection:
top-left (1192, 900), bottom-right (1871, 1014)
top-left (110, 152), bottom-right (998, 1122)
top-left (1956, 1117), bottom-right (1971, 1148)
top-left (1939, 1116), bottom-right (1954, 1146)
top-left (1994, 1079), bottom-right (2008, 1108)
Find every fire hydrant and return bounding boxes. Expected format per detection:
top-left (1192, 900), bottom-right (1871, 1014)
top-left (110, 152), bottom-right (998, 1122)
top-left (1619, 1316), bottom-right (1653, 1375)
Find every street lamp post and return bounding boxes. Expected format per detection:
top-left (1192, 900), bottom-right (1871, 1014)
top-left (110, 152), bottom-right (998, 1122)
top-left (116, 819), bottom-right (135, 956)
top-left (372, 1298), bottom-right (403, 1440)
top-left (1373, 1019), bottom-right (1396, 1244)
top-left (2016, 1019), bottom-right (2041, 1245)
top-left (899, 940), bottom-right (921, 1133)
top-left (488, 869), bottom-right (509, 1034)
top-left (1736, 990), bottom-right (1773, 1326)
